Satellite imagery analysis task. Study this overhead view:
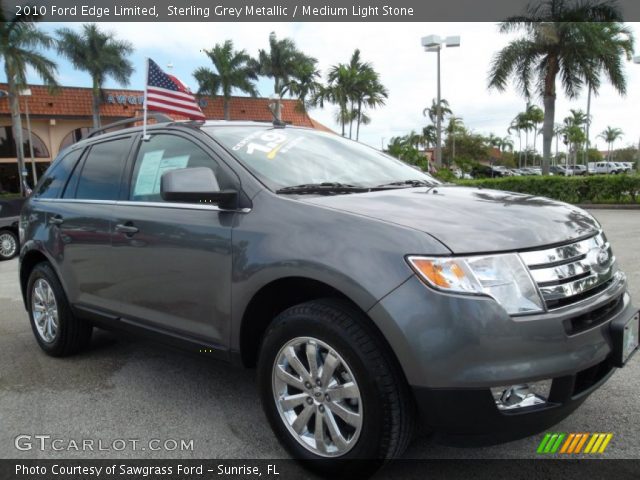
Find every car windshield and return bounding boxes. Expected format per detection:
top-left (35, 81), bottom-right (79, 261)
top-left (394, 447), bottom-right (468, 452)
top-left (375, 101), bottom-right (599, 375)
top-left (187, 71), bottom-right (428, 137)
top-left (205, 125), bottom-right (439, 191)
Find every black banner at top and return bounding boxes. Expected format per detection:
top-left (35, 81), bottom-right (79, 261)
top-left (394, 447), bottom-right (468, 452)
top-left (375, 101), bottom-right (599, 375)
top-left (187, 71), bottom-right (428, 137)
top-left (4, 0), bottom-right (640, 22)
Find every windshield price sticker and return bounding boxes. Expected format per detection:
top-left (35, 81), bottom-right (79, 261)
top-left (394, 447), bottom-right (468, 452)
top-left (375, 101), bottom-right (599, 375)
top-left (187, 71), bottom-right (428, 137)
top-left (232, 131), bottom-right (289, 159)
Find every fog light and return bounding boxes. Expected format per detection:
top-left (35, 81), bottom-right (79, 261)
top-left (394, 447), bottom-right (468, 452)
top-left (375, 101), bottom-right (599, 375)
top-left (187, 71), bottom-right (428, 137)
top-left (491, 379), bottom-right (552, 411)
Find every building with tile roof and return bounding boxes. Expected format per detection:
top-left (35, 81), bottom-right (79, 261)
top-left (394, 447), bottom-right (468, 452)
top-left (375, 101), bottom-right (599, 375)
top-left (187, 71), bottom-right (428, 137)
top-left (0, 84), bottom-right (333, 193)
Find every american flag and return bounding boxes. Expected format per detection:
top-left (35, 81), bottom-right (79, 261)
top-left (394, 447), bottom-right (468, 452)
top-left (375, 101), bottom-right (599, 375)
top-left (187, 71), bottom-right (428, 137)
top-left (145, 59), bottom-right (205, 120)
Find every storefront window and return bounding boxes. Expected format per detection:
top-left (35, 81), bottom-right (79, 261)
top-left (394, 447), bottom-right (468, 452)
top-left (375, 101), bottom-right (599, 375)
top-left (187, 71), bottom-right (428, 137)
top-left (0, 126), bottom-right (50, 158)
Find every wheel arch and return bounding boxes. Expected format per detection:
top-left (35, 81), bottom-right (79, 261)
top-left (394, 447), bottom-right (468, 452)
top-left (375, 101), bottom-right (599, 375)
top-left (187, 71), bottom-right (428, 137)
top-left (19, 248), bottom-right (51, 309)
top-left (238, 276), bottom-right (404, 375)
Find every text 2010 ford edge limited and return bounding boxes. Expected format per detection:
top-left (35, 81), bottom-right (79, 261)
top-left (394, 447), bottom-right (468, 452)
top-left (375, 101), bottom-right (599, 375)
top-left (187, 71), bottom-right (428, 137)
top-left (19, 120), bottom-right (638, 470)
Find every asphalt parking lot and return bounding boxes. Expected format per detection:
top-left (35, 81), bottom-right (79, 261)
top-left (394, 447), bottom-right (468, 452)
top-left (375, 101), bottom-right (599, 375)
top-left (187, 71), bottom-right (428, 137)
top-left (0, 209), bottom-right (638, 465)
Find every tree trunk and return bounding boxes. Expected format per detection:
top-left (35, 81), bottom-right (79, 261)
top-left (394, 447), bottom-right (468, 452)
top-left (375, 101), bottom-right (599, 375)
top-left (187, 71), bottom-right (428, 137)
top-left (356, 100), bottom-right (362, 141)
top-left (518, 133), bottom-right (522, 169)
top-left (524, 130), bottom-right (529, 167)
top-left (274, 78), bottom-right (282, 122)
top-left (348, 100), bottom-right (354, 139)
top-left (541, 58), bottom-right (558, 176)
top-left (7, 70), bottom-right (26, 195)
top-left (92, 80), bottom-right (101, 130)
top-left (223, 97), bottom-right (230, 120)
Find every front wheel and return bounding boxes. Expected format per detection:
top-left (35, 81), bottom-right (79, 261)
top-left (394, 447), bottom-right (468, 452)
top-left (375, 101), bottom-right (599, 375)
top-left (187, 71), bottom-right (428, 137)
top-left (258, 299), bottom-right (413, 473)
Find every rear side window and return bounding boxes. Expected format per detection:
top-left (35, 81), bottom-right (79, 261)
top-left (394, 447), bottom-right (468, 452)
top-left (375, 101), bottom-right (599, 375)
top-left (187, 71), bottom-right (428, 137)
top-left (74, 138), bottom-right (131, 200)
top-left (33, 148), bottom-right (83, 199)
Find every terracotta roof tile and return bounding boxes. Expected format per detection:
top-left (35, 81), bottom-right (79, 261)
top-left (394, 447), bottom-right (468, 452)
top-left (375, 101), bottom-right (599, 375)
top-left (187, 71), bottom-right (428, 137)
top-left (0, 84), bottom-right (333, 131)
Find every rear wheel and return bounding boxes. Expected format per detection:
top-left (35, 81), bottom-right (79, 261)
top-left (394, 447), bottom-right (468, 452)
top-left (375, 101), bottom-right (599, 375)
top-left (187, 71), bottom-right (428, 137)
top-left (0, 229), bottom-right (18, 260)
top-left (27, 262), bottom-right (92, 356)
top-left (258, 299), bottom-right (413, 473)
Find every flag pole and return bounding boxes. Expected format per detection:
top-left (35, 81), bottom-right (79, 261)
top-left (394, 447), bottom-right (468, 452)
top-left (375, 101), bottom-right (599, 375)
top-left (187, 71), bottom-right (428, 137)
top-left (142, 57), bottom-right (149, 140)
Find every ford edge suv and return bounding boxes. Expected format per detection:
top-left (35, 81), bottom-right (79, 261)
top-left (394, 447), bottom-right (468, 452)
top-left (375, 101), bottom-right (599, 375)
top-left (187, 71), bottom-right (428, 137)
top-left (19, 119), bottom-right (638, 470)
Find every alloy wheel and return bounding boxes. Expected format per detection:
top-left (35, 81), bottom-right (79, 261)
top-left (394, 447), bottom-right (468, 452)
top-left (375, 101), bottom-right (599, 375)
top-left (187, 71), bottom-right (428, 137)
top-left (31, 278), bottom-right (59, 343)
top-left (0, 232), bottom-right (16, 258)
top-left (272, 336), bottom-right (362, 457)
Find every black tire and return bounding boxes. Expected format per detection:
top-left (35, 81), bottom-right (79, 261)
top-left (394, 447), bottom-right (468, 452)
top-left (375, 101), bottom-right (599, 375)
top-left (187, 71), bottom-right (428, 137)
top-left (0, 229), bottom-right (18, 260)
top-left (26, 262), bottom-right (92, 356)
top-left (258, 298), bottom-right (414, 475)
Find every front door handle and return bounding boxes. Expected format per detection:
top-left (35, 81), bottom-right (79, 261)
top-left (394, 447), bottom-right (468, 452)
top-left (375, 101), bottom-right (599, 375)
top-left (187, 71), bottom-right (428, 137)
top-left (115, 223), bottom-right (139, 235)
top-left (49, 215), bottom-right (64, 225)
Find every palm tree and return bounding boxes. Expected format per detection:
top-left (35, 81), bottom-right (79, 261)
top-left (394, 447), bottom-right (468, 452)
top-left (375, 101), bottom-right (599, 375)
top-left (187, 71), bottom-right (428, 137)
top-left (280, 61), bottom-right (322, 113)
top-left (562, 112), bottom-right (587, 169)
top-left (0, 12), bottom-right (57, 194)
top-left (315, 64), bottom-right (354, 137)
top-left (255, 32), bottom-right (317, 122)
top-left (509, 112), bottom-right (533, 168)
top-left (488, 0), bottom-right (634, 175)
top-left (525, 104), bottom-right (544, 156)
top-left (500, 136), bottom-right (514, 153)
top-left (423, 98), bottom-right (452, 126)
top-left (193, 40), bottom-right (257, 120)
top-left (57, 24), bottom-right (133, 130)
top-left (445, 117), bottom-right (465, 164)
top-left (422, 125), bottom-right (437, 149)
top-left (347, 50), bottom-right (388, 141)
top-left (598, 126), bottom-right (624, 161)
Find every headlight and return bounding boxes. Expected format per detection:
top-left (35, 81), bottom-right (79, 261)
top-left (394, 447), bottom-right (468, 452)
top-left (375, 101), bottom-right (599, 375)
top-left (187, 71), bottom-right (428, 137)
top-left (407, 254), bottom-right (544, 315)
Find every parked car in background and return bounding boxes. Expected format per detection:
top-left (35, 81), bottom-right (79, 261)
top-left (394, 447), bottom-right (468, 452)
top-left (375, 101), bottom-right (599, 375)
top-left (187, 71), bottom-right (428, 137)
top-left (614, 162), bottom-right (631, 173)
top-left (0, 197), bottom-right (25, 260)
top-left (18, 119), bottom-right (639, 471)
top-left (550, 165), bottom-right (571, 176)
top-left (588, 161), bottom-right (623, 175)
top-left (620, 162), bottom-right (635, 172)
top-left (567, 164), bottom-right (587, 176)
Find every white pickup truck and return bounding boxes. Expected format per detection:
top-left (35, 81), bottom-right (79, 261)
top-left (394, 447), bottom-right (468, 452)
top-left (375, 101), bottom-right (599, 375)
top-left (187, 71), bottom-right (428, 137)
top-left (587, 161), bottom-right (624, 174)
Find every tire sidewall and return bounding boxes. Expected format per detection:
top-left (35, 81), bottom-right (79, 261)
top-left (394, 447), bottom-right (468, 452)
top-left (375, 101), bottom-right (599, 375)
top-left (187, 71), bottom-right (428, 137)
top-left (258, 305), bottom-right (388, 462)
top-left (26, 263), bottom-right (70, 355)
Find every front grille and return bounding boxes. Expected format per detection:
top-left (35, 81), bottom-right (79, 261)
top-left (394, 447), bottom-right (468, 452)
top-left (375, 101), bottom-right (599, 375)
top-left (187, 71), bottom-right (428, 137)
top-left (520, 232), bottom-right (617, 310)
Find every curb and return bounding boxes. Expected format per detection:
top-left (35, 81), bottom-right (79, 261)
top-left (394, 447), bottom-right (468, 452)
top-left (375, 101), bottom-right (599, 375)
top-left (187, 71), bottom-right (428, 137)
top-left (578, 204), bottom-right (640, 210)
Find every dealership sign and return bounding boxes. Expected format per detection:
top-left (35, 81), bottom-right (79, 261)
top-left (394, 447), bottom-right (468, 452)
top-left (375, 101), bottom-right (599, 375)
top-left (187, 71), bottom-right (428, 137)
top-left (105, 94), bottom-right (208, 108)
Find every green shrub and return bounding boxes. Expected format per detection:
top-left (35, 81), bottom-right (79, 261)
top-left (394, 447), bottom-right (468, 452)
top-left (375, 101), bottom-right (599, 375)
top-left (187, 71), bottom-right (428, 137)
top-left (454, 174), bottom-right (640, 204)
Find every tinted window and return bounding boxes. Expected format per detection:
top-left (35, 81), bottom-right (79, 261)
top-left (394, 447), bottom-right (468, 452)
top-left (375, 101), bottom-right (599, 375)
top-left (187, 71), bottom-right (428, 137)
top-left (34, 148), bottom-right (83, 199)
top-left (75, 138), bottom-right (131, 200)
top-left (130, 134), bottom-right (223, 202)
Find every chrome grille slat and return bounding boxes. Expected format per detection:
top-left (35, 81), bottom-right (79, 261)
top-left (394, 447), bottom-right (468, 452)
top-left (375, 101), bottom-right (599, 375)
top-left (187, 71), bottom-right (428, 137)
top-left (520, 232), bottom-right (616, 309)
top-left (529, 258), bottom-right (593, 284)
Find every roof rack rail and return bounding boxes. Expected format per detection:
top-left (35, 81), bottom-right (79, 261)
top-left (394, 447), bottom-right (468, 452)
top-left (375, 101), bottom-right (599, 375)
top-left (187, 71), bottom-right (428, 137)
top-left (87, 113), bottom-right (174, 138)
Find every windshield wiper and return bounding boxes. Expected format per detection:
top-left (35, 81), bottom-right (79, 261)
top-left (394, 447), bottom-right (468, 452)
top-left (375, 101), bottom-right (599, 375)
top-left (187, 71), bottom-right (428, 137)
top-left (276, 182), bottom-right (370, 195)
top-left (376, 179), bottom-right (436, 188)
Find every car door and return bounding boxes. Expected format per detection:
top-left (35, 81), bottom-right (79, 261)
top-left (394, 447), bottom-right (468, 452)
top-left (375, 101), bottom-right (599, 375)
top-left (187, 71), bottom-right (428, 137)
top-left (50, 136), bottom-right (134, 311)
top-left (108, 131), bottom-right (236, 348)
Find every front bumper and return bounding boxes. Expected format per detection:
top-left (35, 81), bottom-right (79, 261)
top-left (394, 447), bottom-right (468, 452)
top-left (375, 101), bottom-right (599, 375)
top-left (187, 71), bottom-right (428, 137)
top-left (367, 273), bottom-right (635, 440)
top-left (412, 355), bottom-right (614, 444)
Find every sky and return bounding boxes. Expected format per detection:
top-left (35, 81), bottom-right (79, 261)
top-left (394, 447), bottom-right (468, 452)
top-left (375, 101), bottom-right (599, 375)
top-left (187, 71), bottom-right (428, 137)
top-left (24, 22), bottom-right (640, 153)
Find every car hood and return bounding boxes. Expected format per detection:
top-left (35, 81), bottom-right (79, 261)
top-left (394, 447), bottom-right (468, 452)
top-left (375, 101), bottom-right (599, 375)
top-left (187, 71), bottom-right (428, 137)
top-left (300, 185), bottom-right (600, 254)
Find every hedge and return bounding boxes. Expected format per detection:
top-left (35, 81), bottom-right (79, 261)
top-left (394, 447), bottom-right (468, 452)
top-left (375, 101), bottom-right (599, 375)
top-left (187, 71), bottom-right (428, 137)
top-left (454, 174), bottom-right (640, 204)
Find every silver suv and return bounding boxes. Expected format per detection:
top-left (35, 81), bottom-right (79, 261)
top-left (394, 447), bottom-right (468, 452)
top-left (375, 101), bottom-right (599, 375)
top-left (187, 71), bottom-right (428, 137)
top-left (19, 119), bottom-right (638, 471)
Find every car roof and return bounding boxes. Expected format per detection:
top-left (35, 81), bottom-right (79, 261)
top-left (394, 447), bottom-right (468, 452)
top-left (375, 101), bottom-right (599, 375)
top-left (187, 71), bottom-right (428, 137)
top-left (70, 119), bottom-right (310, 150)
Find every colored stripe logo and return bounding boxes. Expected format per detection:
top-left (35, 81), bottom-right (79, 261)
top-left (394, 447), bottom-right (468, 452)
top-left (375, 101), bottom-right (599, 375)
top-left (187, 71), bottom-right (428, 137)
top-left (537, 433), bottom-right (613, 454)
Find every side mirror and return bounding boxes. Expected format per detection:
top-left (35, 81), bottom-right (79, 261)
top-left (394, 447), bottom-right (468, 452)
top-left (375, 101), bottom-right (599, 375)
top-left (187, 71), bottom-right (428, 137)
top-left (160, 167), bottom-right (238, 210)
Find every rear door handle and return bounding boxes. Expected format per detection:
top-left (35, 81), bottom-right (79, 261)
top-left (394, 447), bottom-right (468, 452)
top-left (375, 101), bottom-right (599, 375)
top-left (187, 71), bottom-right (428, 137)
top-left (49, 215), bottom-right (64, 225)
top-left (115, 223), bottom-right (139, 235)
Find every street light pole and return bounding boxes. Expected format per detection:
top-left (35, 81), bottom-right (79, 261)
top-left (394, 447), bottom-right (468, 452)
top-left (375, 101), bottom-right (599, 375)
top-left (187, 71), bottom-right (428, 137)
top-left (435, 46), bottom-right (442, 168)
top-left (21, 89), bottom-right (37, 185)
top-left (422, 34), bottom-right (460, 169)
top-left (634, 57), bottom-right (640, 171)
